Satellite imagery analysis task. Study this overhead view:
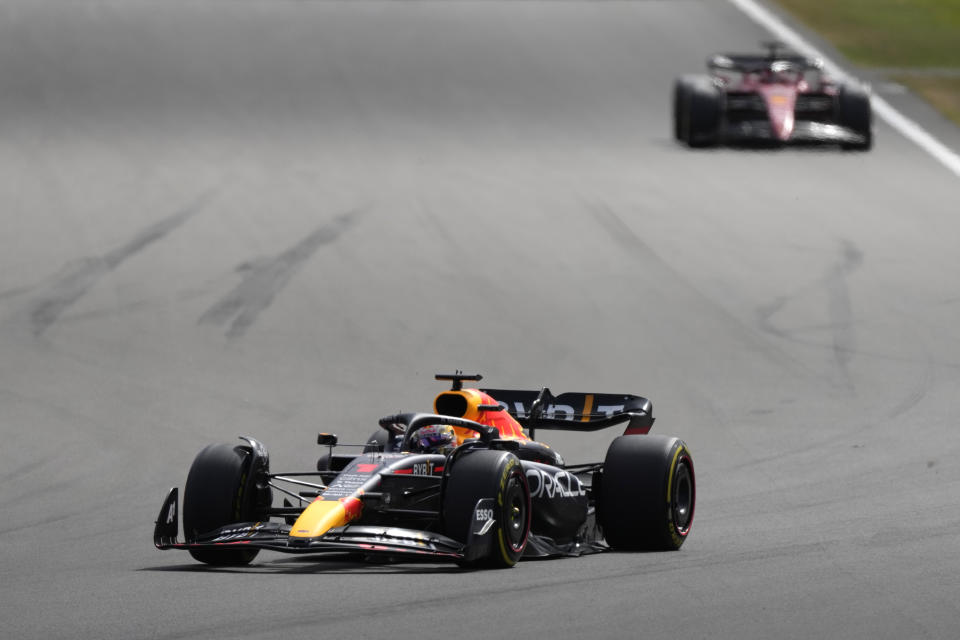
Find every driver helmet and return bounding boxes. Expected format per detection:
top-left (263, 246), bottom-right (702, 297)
top-left (412, 424), bottom-right (457, 454)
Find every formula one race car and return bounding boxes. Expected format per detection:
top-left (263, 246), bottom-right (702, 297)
top-left (674, 41), bottom-right (871, 150)
top-left (154, 373), bottom-right (695, 568)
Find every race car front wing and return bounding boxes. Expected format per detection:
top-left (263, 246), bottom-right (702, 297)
top-left (722, 119), bottom-right (868, 145)
top-left (154, 487), bottom-right (495, 562)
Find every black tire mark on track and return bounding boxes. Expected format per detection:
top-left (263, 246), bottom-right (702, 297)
top-left (886, 351), bottom-right (935, 419)
top-left (588, 200), bottom-right (827, 383)
top-left (27, 190), bottom-right (217, 336)
top-left (825, 240), bottom-right (863, 381)
top-left (588, 200), bottom-right (647, 255)
top-left (199, 208), bottom-right (364, 338)
top-left (757, 239), bottom-right (863, 389)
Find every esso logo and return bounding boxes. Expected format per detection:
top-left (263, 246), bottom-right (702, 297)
top-left (475, 508), bottom-right (495, 522)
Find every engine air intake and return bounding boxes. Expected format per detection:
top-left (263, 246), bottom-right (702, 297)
top-left (435, 392), bottom-right (469, 418)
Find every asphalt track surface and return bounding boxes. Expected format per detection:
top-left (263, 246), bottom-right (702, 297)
top-left (2, 1), bottom-right (959, 638)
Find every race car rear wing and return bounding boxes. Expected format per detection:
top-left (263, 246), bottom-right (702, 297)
top-left (480, 387), bottom-right (654, 439)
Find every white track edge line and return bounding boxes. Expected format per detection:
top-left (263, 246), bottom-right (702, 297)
top-left (728, 0), bottom-right (960, 178)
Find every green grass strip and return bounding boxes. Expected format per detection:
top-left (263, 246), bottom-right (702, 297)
top-left (895, 75), bottom-right (960, 124)
top-left (775, 0), bottom-right (960, 68)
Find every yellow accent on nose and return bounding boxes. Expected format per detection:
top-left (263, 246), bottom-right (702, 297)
top-left (289, 499), bottom-right (348, 538)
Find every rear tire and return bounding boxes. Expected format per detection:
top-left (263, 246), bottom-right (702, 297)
top-left (600, 435), bottom-right (695, 551)
top-left (838, 83), bottom-right (872, 151)
top-left (183, 443), bottom-right (262, 565)
top-left (443, 450), bottom-right (531, 568)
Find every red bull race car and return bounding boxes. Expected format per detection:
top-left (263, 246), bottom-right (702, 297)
top-left (154, 373), bottom-right (695, 568)
top-left (673, 41), bottom-right (871, 150)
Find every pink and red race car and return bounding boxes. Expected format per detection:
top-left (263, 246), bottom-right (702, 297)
top-left (674, 42), bottom-right (871, 150)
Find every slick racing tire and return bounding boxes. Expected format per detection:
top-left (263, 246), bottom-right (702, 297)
top-left (600, 435), bottom-right (695, 551)
top-left (674, 75), bottom-right (721, 147)
top-left (838, 83), bottom-right (872, 151)
top-left (443, 449), bottom-right (531, 568)
top-left (673, 78), bottom-right (690, 141)
top-left (183, 443), bottom-right (261, 565)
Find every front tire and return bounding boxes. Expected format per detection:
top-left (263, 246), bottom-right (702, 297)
top-left (443, 450), bottom-right (531, 568)
top-left (183, 443), bottom-right (262, 565)
top-left (600, 435), bottom-right (695, 551)
top-left (838, 83), bottom-right (872, 151)
top-left (673, 78), bottom-right (690, 141)
top-left (674, 75), bottom-right (721, 147)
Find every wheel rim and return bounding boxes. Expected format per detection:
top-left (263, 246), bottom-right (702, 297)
top-left (503, 472), bottom-right (529, 552)
top-left (672, 456), bottom-right (694, 533)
